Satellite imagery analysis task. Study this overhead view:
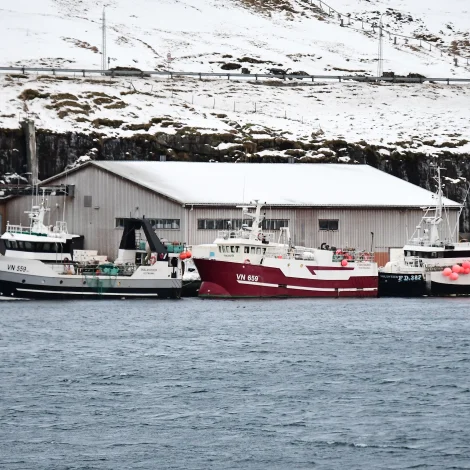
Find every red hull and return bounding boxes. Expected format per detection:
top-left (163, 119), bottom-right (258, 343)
top-left (194, 259), bottom-right (378, 298)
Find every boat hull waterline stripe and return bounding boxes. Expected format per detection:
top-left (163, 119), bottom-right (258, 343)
top-left (15, 288), bottom-right (161, 296)
top-left (237, 280), bottom-right (377, 292)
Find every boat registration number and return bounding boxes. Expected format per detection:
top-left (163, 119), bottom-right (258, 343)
top-left (7, 264), bottom-right (27, 273)
top-left (236, 274), bottom-right (259, 282)
top-left (397, 275), bottom-right (422, 282)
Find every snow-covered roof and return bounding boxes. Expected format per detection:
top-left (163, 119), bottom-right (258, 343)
top-left (81, 161), bottom-right (460, 208)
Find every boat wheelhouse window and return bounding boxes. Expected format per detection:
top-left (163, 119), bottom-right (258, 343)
top-left (319, 219), bottom-right (339, 231)
top-left (256, 247), bottom-right (261, 255)
top-left (262, 248), bottom-right (266, 254)
top-left (250, 247), bottom-right (255, 254)
top-left (5, 241), bottom-right (59, 253)
top-left (244, 246), bottom-right (249, 254)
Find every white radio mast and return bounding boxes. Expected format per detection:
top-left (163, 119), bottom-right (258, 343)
top-left (101, 7), bottom-right (107, 71)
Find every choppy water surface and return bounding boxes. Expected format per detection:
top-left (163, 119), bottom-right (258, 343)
top-left (0, 298), bottom-right (469, 469)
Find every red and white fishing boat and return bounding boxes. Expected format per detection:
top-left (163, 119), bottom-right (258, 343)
top-left (192, 202), bottom-right (378, 298)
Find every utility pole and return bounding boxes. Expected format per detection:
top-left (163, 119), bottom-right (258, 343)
top-left (377, 14), bottom-right (384, 79)
top-left (101, 7), bottom-right (107, 72)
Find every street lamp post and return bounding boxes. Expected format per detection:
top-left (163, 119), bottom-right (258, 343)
top-left (377, 13), bottom-right (384, 79)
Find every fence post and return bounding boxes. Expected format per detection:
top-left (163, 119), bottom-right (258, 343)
top-left (199, 73), bottom-right (202, 80)
top-left (82, 70), bottom-right (85, 77)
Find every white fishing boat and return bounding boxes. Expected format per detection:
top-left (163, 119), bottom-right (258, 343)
top-left (0, 194), bottom-right (182, 299)
top-left (379, 166), bottom-right (470, 296)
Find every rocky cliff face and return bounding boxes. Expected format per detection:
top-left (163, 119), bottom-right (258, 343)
top-left (1, 127), bottom-right (469, 233)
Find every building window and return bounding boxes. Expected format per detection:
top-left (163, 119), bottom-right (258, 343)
top-left (115, 218), bottom-right (180, 229)
top-left (319, 219), bottom-right (339, 231)
top-left (261, 219), bottom-right (289, 230)
top-left (84, 195), bottom-right (92, 208)
top-left (198, 218), bottom-right (289, 230)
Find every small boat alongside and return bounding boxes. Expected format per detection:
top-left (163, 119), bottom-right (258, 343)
top-left (0, 196), bottom-right (182, 300)
top-left (379, 166), bottom-right (470, 297)
top-left (192, 201), bottom-right (378, 298)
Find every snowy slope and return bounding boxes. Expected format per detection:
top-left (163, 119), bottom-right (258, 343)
top-left (0, 0), bottom-right (468, 76)
top-left (0, 0), bottom-right (469, 163)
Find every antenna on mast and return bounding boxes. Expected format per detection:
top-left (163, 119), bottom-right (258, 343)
top-left (101, 7), bottom-right (107, 72)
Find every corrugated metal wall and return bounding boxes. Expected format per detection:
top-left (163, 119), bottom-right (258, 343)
top-left (4, 166), bottom-right (460, 263)
top-left (189, 206), bottom-right (459, 251)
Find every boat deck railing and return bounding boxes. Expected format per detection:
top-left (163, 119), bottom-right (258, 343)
top-left (6, 223), bottom-right (31, 234)
top-left (55, 262), bottom-right (139, 277)
top-left (54, 221), bottom-right (68, 234)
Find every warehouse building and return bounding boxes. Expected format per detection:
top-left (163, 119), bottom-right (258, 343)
top-left (2, 161), bottom-right (461, 266)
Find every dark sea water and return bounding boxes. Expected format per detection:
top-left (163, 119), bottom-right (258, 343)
top-left (0, 298), bottom-right (469, 470)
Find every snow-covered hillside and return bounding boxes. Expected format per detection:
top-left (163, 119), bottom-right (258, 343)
top-left (0, 0), bottom-right (469, 164)
top-left (1, 0), bottom-right (469, 76)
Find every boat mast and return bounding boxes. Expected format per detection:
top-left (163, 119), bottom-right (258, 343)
top-left (429, 166), bottom-right (444, 245)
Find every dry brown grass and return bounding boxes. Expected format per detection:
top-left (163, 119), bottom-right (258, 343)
top-left (238, 0), bottom-right (296, 14)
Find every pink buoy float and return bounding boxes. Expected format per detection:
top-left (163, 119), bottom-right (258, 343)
top-left (452, 264), bottom-right (461, 273)
top-left (450, 272), bottom-right (459, 281)
top-left (442, 267), bottom-right (452, 277)
top-left (341, 259), bottom-right (348, 267)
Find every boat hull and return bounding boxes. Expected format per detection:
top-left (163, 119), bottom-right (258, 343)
top-left (430, 280), bottom-right (470, 296)
top-left (0, 279), bottom-right (181, 300)
top-left (378, 272), bottom-right (426, 297)
top-left (0, 258), bottom-right (181, 300)
top-left (194, 259), bottom-right (378, 298)
top-left (182, 280), bottom-right (201, 297)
